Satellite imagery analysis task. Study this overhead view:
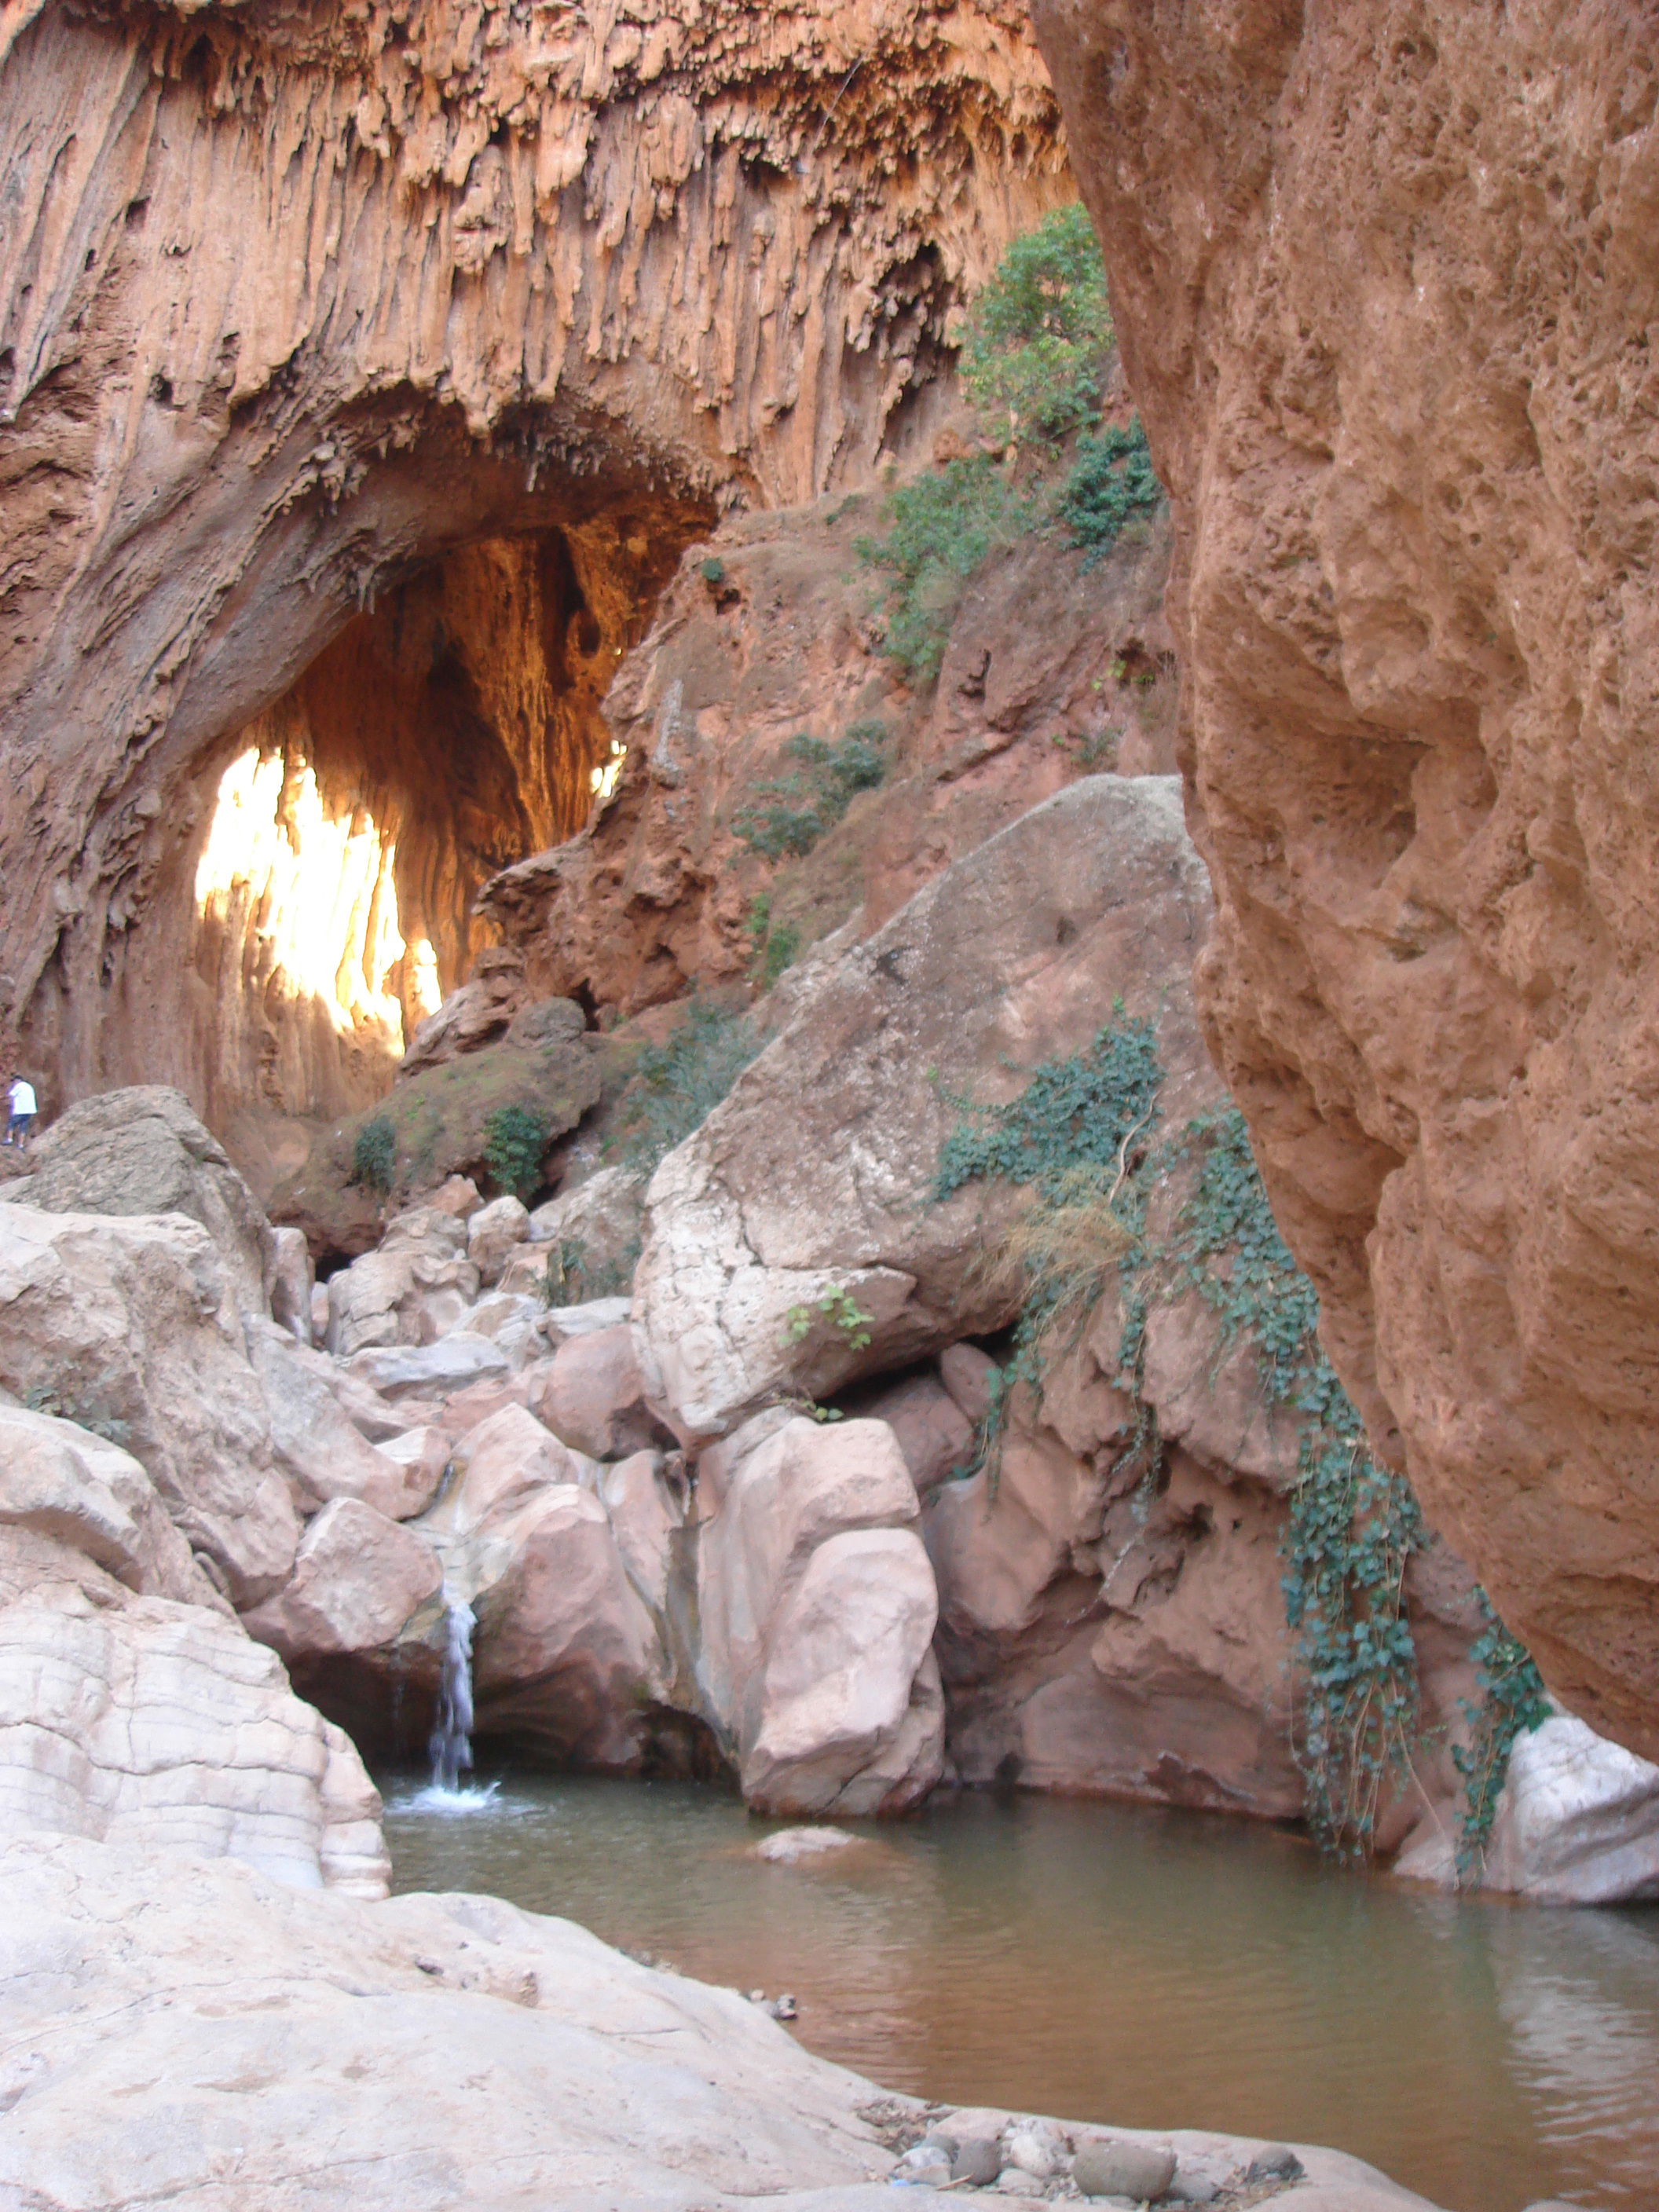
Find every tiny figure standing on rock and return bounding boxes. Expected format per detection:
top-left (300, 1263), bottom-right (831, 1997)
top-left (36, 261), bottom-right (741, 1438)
top-left (4, 1073), bottom-right (37, 1150)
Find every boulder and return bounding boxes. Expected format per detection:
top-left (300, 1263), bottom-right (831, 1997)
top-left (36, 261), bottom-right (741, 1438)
top-left (846, 1368), bottom-right (975, 1499)
top-left (14, 1086), bottom-right (276, 1320)
top-left (269, 1224), bottom-right (316, 1342)
top-left (633, 778), bottom-right (1215, 1443)
top-left (1482, 1714), bottom-right (1659, 1905)
top-left (456, 1290), bottom-right (547, 1368)
top-left (324, 1203), bottom-right (481, 1355)
top-left (597, 1449), bottom-right (684, 1617)
top-left (0, 1404), bottom-right (222, 1610)
top-left (0, 1441), bottom-right (384, 1897)
top-left (247, 1321), bottom-right (440, 1521)
top-left (694, 1415), bottom-right (943, 1815)
top-left (526, 1165), bottom-right (646, 1298)
top-left (350, 1333), bottom-right (511, 1399)
top-left (468, 1194), bottom-right (530, 1285)
top-left (242, 1498), bottom-right (444, 1666)
top-left (471, 1485), bottom-right (672, 1767)
top-left (542, 1294), bottom-right (635, 1345)
top-left (419, 1402), bottom-right (596, 1565)
top-left (535, 1324), bottom-right (672, 1460)
top-left (0, 1202), bottom-right (297, 1605)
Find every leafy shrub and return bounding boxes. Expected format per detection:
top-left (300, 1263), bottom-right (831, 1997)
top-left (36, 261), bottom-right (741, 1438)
top-left (935, 1018), bottom-right (1163, 1207)
top-left (483, 1104), bottom-right (548, 1201)
top-left (351, 1115), bottom-right (397, 1194)
top-left (613, 1001), bottom-right (760, 1172)
top-left (1059, 417), bottom-right (1164, 562)
top-left (731, 728), bottom-right (888, 860)
top-left (960, 202), bottom-right (1114, 449)
top-left (857, 458), bottom-right (1031, 682)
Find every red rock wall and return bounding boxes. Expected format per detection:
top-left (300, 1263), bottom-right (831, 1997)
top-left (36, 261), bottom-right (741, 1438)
top-left (1033, 0), bottom-right (1659, 1757)
top-left (0, 0), bottom-right (1066, 1128)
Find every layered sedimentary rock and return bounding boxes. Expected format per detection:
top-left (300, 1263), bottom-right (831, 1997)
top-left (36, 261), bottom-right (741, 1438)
top-left (0, 0), bottom-right (1065, 1148)
top-left (1034, 0), bottom-right (1659, 1759)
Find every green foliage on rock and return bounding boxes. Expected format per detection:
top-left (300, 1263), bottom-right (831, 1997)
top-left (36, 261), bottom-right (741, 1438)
top-left (731, 727), bottom-right (889, 860)
top-left (1059, 417), bottom-right (1163, 562)
top-left (855, 458), bottom-right (1031, 683)
top-left (1452, 1600), bottom-right (1551, 1878)
top-left (935, 1019), bottom-right (1162, 1207)
top-left (613, 1001), bottom-right (760, 1172)
top-left (483, 1104), bottom-right (549, 1201)
top-left (936, 1048), bottom-right (1546, 1866)
top-left (959, 201), bottom-right (1115, 449)
top-left (351, 1115), bottom-right (397, 1195)
top-left (744, 895), bottom-right (801, 991)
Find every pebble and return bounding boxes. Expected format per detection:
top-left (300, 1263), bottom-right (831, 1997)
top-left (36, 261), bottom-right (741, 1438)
top-left (1072, 2141), bottom-right (1177, 2201)
top-left (950, 2138), bottom-right (1004, 2187)
top-left (755, 1826), bottom-right (860, 1864)
top-left (892, 2141), bottom-right (953, 2188)
top-left (1243, 2145), bottom-right (1304, 2186)
top-left (1005, 2119), bottom-right (1070, 2180)
top-left (995, 2169), bottom-right (1047, 2196)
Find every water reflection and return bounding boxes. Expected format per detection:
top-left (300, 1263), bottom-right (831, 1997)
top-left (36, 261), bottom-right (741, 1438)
top-left (383, 1776), bottom-right (1659, 2211)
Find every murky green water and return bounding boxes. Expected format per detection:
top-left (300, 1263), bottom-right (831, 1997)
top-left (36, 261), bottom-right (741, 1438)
top-left (383, 1774), bottom-right (1659, 2212)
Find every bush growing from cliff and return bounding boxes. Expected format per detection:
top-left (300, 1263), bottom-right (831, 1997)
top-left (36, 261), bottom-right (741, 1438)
top-left (731, 726), bottom-right (888, 859)
top-left (1059, 417), bottom-right (1163, 562)
top-left (856, 460), bottom-right (1031, 681)
top-left (483, 1104), bottom-right (548, 1200)
top-left (959, 201), bottom-right (1115, 449)
top-left (351, 1115), bottom-right (397, 1195)
top-left (613, 1001), bottom-right (759, 1171)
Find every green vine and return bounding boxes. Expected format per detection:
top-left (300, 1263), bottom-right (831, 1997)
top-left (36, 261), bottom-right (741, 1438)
top-left (1452, 1597), bottom-right (1550, 1879)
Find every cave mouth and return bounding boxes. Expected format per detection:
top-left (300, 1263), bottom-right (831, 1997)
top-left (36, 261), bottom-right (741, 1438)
top-left (187, 503), bottom-right (704, 1194)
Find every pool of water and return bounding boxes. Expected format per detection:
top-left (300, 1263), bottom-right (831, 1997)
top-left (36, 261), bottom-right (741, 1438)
top-left (383, 1774), bottom-right (1659, 2212)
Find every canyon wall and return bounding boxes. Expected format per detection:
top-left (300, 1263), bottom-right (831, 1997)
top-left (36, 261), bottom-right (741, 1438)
top-left (1032, 0), bottom-right (1659, 1758)
top-left (0, 0), bottom-right (1065, 1144)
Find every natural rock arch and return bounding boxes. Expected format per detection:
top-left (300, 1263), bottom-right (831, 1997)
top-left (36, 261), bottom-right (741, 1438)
top-left (0, 0), bottom-right (1066, 1166)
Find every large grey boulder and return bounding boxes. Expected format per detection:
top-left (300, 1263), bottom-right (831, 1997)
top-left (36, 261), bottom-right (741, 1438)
top-left (0, 1203), bottom-right (298, 1604)
top-left (692, 1415), bottom-right (943, 1815)
top-left (0, 1416), bottom-right (385, 1897)
top-left (632, 778), bottom-right (1214, 1444)
top-left (16, 1085), bottom-right (276, 1319)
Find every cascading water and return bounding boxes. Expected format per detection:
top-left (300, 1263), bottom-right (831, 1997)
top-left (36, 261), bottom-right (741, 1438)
top-left (428, 1590), bottom-right (478, 1794)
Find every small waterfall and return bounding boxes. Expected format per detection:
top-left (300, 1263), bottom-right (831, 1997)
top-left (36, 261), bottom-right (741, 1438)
top-left (428, 1591), bottom-right (477, 1794)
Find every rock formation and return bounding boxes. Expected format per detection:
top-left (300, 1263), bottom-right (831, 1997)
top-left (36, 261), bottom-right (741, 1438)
top-left (0, 0), bottom-right (1066, 1163)
top-left (477, 483), bottom-right (1175, 1025)
top-left (1031, 1), bottom-right (1659, 1763)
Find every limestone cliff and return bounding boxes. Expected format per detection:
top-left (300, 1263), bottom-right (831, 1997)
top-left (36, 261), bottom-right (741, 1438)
top-left (1032, 0), bottom-right (1659, 1758)
top-left (0, 0), bottom-right (1064, 1158)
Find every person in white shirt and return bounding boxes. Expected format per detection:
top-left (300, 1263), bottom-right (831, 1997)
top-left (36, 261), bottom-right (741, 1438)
top-left (5, 1075), bottom-right (37, 1149)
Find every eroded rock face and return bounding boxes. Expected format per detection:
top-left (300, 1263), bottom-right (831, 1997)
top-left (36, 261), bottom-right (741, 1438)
top-left (0, 1413), bottom-right (386, 1897)
top-left (633, 775), bottom-right (1214, 1442)
top-left (480, 488), bottom-right (1176, 1025)
top-left (1032, 2), bottom-right (1659, 1757)
top-left (0, 0), bottom-right (1065, 1142)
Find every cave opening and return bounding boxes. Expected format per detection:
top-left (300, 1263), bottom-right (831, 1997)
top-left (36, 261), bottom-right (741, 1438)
top-left (181, 490), bottom-right (712, 1192)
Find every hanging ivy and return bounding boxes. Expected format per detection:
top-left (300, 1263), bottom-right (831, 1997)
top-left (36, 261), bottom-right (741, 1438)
top-left (1452, 1598), bottom-right (1551, 1879)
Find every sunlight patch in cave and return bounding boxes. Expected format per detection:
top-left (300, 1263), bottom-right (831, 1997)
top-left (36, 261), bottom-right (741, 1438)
top-left (590, 740), bottom-right (628, 802)
top-left (195, 746), bottom-right (440, 1053)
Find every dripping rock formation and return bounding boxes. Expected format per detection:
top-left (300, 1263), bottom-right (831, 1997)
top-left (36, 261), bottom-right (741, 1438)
top-left (1035, 0), bottom-right (1659, 1762)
